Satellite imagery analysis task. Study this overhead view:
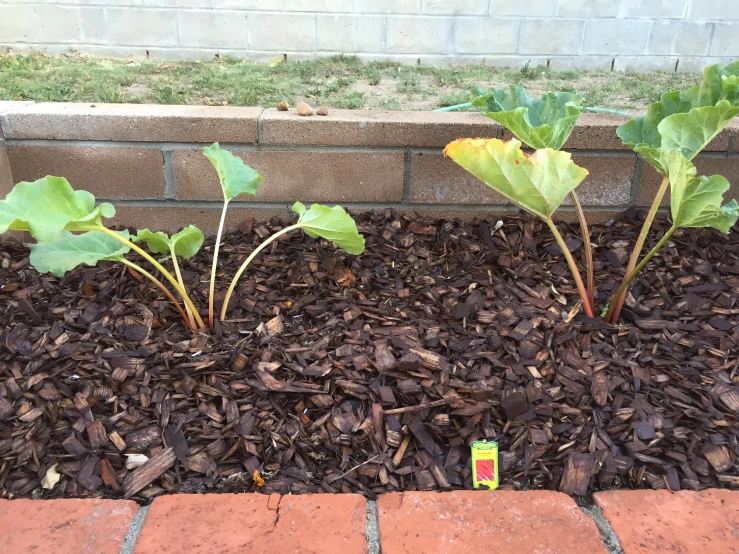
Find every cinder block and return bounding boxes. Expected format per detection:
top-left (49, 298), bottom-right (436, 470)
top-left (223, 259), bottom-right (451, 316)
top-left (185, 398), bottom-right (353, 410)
top-left (424, 0), bottom-right (488, 15)
top-left (260, 108), bottom-right (499, 148)
top-left (557, 0), bottom-right (619, 17)
top-left (672, 21), bottom-right (713, 56)
top-left (80, 7), bottom-right (107, 44)
top-left (177, 10), bottom-right (248, 49)
top-left (173, 150), bottom-right (405, 202)
top-left (247, 13), bottom-right (315, 51)
top-left (3, 103), bottom-right (262, 143)
top-left (284, 0), bottom-right (352, 11)
top-left (689, 0), bottom-right (733, 19)
top-left (638, 156), bottom-right (739, 206)
top-left (710, 23), bottom-right (739, 57)
top-left (386, 16), bottom-right (452, 55)
top-left (213, 0), bottom-right (284, 8)
top-left (7, 145), bottom-right (166, 199)
top-left (613, 56), bottom-right (678, 72)
top-left (316, 15), bottom-right (384, 53)
top-left (0, 5), bottom-right (82, 44)
top-left (621, 0), bottom-right (689, 18)
top-left (647, 21), bottom-right (676, 56)
top-left (583, 19), bottom-right (651, 55)
top-left (454, 18), bottom-right (519, 55)
top-left (519, 19), bottom-right (585, 55)
top-left (107, 8), bottom-right (178, 47)
top-left (354, 0), bottom-right (420, 14)
top-left (144, 0), bottom-right (214, 7)
top-left (489, 0), bottom-right (556, 16)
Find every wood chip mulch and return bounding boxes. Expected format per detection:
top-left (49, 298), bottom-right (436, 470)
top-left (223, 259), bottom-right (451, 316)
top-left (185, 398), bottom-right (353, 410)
top-left (1, 209), bottom-right (738, 502)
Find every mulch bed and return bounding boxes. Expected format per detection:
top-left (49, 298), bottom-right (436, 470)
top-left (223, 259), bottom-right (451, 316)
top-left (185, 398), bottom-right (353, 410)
top-left (1, 209), bottom-right (738, 502)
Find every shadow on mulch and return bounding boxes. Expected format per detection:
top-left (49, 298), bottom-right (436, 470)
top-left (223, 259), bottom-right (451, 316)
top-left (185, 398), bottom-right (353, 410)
top-left (1, 209), bottom-right (737, 503)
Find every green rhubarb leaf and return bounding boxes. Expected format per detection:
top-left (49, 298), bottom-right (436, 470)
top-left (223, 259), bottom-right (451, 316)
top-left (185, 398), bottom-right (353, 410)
top-left (443, 138), bottom-right (589, 220)
top-left (291, 202), bottom-right (365, 255)
top-left (472, 85), bottom-right (584, 150)
top-left (617, 61), bottom-right (739, 174)
top-left (0, 176), bottom-right (115, 242)
top-left (203, 143), bottom-right (262, 202)
top-left (662, 150), bottom-right (739, 233)
top-left (134, 225), bottom-right (204, 259)
top-left (30, 231), bottom-right (131, 278)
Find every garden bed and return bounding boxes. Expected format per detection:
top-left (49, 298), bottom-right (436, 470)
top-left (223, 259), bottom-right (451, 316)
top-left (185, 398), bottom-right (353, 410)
top-left (1, 210), bottom-right (738, 502)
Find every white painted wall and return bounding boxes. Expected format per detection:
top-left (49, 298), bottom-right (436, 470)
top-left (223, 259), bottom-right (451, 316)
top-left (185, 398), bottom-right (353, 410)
top-left (0, 0), bottom-right (737, 71)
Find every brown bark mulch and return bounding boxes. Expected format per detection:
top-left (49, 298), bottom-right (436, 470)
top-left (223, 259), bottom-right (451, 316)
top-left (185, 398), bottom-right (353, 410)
top-left (1, 210), bottom-right (738, 502)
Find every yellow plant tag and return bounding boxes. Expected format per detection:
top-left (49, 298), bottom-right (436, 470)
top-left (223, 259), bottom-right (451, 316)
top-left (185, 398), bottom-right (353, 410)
top-left (471, 440), bottom-right (499, 490)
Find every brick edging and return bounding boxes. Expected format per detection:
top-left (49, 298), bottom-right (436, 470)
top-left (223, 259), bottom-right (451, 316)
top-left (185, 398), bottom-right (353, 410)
top-left (3, 489), bottom-right (739, 553)
top-left (1, 102), bottom-right (738, 232)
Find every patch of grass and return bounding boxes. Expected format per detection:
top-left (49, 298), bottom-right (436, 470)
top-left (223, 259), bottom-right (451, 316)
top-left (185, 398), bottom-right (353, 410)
top-left (332, 91), bottom-right (365, 109)
top-left (379, 98), bottom-right (401, 110)
top-left (397, 71), bottom-right (422, 94)
top-left (0, 51), bottom-right (704, 113)
top-left (439, 91), bottom-right (472, 107)
top-left (365, 66), bottom-right (382, 86)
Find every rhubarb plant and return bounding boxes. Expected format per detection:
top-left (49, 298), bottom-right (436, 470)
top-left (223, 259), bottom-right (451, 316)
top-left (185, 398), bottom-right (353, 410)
top-left (467, 85), bottom-right (596, 315)
top-left (445, 137), bottom-right (593, 316)
top-left (0, 145), bottom-right (365, 331)
top-left (448, 62), bottom-right (739, 322)
top-left (605, 61), bottom-right (739, 322)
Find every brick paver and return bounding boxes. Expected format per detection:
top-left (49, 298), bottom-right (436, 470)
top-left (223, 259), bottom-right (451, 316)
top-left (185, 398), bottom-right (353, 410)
top-left (0, 498), bottom-right (138, 554)
top-left (132, 492), bottom-right (367, 554)
top-left (594, 489), bottom-right (739, 554)
top-left (376, 490), bottom-right (607, 554)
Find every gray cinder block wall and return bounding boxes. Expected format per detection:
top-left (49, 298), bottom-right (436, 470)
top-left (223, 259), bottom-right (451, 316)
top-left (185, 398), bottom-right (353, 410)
top-left (0, 0), bottom-right (737, 71)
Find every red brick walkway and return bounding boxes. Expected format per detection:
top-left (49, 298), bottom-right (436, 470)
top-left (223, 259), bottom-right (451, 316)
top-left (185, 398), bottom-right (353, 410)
top-left (1, 489), bottom-right (738, 553)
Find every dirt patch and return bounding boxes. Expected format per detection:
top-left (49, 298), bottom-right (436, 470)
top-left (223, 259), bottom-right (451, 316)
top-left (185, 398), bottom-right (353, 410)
top-left (1, 211), bottom-right (737, 502)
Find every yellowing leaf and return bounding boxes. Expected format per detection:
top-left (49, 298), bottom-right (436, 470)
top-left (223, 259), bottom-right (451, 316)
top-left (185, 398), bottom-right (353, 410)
top-left (41, 463), bottom-right (61, 490)
top-left (444, 138), bottom-right (588, 220)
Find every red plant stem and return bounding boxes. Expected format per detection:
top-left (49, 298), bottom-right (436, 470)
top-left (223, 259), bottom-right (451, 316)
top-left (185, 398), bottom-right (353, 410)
top-left (546, 219), bottom-right (595, 318)
top-left (569, 191), bottom-right (595, 314)
top-left (606, 175), bottom-right (669, 322)
top-left (606, 224), bottom-right (677, 320)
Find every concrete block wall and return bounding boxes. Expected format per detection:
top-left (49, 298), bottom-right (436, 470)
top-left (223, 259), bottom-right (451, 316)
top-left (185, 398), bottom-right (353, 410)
top-left (0, 0), bottom-right (737, 71)
top-left (0, 101), bottom-right (737, 232)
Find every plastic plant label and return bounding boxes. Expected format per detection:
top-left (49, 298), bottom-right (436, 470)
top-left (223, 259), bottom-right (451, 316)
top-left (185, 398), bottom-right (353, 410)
top-left (471, 440), bottom-right (499, 490)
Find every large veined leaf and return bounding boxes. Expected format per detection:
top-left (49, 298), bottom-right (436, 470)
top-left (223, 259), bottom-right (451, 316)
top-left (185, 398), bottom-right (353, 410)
top-left (661, 150), bottom-right (739, 233)
top-left (203, 143), bottom-right (262, 201)
top-left (444, 138), bottom-right (589, 220)
top-left (472, 85), bottom-right (584, 150)
top-left (291, 202), bottom-right (365, 255)
top-left (30, 231), bottom-right (131, 277)
top-left (0, 176), bottom-right (115, 242)
top-left (134, 225), bottom-right (204, 259)
top-left (618, 61), bottom-right (739, 174)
